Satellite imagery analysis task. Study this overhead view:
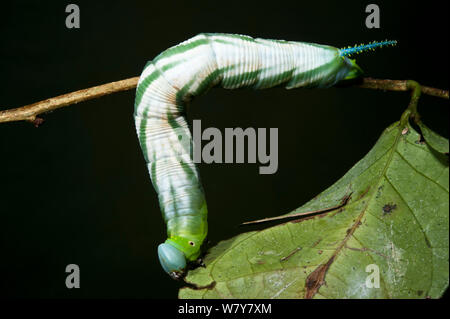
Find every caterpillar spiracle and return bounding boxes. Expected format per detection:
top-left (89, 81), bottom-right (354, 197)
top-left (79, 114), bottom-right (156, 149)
top-left (133, 33), bottom-right (396, 279)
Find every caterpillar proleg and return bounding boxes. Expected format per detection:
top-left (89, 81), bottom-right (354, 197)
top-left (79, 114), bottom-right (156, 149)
top-left (133, 33), bottom-right (396, 279)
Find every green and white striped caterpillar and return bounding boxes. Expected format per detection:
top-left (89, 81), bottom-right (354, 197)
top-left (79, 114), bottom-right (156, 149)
top-left (133, 33), bottom-right (396, 279)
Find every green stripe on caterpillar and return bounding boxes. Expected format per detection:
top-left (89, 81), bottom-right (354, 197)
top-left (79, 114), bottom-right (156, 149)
top-left (133, 33), bottom-right (396, 279)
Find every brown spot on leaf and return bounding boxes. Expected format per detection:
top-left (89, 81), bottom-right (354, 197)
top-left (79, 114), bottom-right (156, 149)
top-left (382, 203), bottom-right (397, 215)
top-left (305, 256), bottom-right (335, 299)
top-left (340, 192), bottom-right (353, 205)
top-left (357, 187), bottom-right (370, 201)
top-left (311, 238), bottom-right (322, 248)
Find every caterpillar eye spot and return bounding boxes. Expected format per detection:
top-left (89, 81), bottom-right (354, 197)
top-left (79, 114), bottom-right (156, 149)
top-left (189, 241), bottom-right (195, 246)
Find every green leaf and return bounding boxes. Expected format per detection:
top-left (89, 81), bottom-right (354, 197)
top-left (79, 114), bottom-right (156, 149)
top-left (418, 120), bottom-right (449, 154)
top-left (179, 120), bottom-right (449, 299)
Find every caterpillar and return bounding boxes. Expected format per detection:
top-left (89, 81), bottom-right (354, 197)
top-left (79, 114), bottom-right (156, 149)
top-left (133, 33), bottom-right (396, 279)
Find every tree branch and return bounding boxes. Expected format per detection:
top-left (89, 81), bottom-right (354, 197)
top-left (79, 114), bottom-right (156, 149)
top-left (0, 77), bottom-right (447, 126)
top-left (0, 77), bottom-right (139, 126)
top-left (357, 78), bottom-right (449, 99)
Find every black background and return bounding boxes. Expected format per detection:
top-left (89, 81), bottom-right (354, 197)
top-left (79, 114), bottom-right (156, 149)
top-left (0, 1), bottom-right (448, 299)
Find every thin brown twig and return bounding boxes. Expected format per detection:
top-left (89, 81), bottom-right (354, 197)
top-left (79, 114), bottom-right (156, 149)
top-left (240, 207), bottom-right (339, 226)
top-left (241, 191), bottom-right (352, 226)
top-left (0, 77), bottom-right (139, 125)
top-left (357, 77), bottom-right (449, 99)
top-left (0, 77), bottom-right (447, 126)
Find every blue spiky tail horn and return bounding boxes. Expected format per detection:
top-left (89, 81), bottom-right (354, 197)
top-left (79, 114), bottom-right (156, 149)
top-left (340, 40), bottom-right (397, 57)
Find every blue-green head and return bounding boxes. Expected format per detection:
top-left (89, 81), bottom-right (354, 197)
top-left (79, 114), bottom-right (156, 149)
top-left (157, 231), bottom-right (205, 279)
top-left (158, 242), bottom-right (187, 280)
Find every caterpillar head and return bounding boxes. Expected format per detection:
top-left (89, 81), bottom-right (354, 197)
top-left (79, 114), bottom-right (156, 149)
top-left (158, 236), bottom-right (204, 279)
top-left (158, 242), bottom-right (187, 280)
top-left (158, 203), bottom-right (208, 278)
